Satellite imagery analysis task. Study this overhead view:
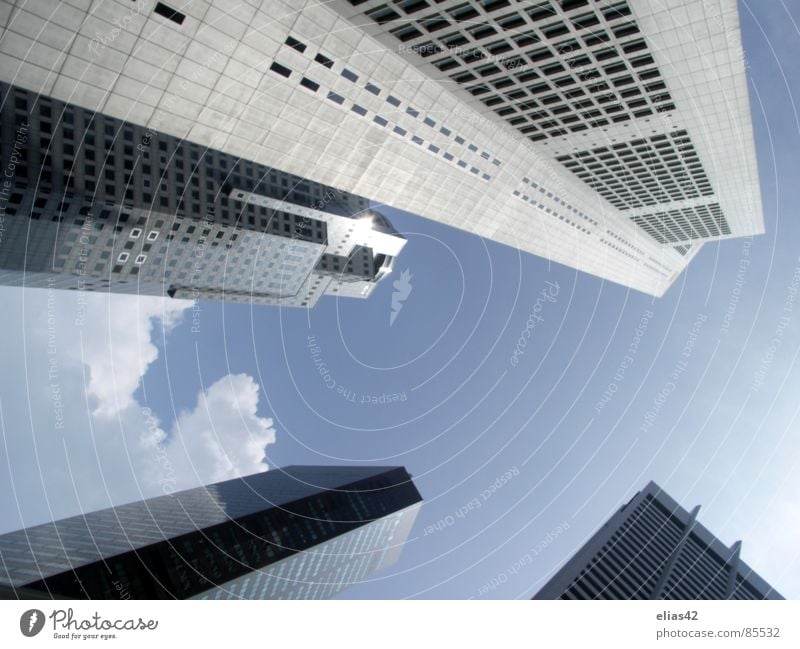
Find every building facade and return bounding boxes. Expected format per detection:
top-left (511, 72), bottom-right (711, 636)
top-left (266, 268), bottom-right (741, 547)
top-left (0, 0), bottom-right (762, 296)
top-left (0, 81), bottom-right (405, 307)
top-left (0, 466), bottom-right (422, 599)
top-left (533, 481), bottom-right (783, 600)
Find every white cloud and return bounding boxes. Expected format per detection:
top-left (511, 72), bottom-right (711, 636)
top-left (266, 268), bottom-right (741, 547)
top-left (69, 293), bottom-right (192, 419)
top-left (168, 373), bottom-right (276, 485)
top-left (0, 287), bottom-right (277, 532)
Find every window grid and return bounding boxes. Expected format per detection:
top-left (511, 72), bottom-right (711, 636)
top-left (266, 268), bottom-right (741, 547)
top-left (355, 0), bottom-right (674, 141)
top-left (556, 130), bottom-right (715, 210)
top-left (272, 35), bottom-right (496, 182)
top-left (633, 203), bottom-right (730, 245)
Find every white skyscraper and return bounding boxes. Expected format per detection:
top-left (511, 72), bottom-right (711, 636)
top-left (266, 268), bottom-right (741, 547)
top-left (0, 0), bottom-right (762, 296)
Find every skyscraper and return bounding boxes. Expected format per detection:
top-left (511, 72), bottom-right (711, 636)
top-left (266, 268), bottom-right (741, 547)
top-left (0, 81), bottom-right (405, 307)
top-left (0, 0), bottom-right (761, 296)
top-left (0, 466), bottom-right (422, 599)
top-left (533, 481), bottom-right (783, 600)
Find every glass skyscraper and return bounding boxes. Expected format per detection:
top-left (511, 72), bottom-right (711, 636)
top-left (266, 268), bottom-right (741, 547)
top-left (0, 466), bottom-right (422, 600)
top-left (533, 481), bottom-right (782, 600)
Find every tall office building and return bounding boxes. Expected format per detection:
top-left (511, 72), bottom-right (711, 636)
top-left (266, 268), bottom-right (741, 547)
top-left (533, 481), bottom-right (783, 600)
top-left (0, 81), bottom-right (405, 307)
top-left (0, 466), bottom-right (422, 599)
top-left (0, 0), bottom-right (761, 296)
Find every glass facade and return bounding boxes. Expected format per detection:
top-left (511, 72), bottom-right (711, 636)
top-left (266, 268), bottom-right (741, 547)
top-left (0, 466), bottom-right (422, 599)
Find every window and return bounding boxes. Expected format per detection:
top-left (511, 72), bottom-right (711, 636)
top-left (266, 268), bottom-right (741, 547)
top-left (154, 2), bottom-right (185, 25)
top-left (147, 231), bottom-right (159, 241)
top-left (269, 62), bottom-right (291, 78)
top-left (285, 36), bottom-right (306, 53)
top-left (129, 228), bottom-right (142, 239)
top-left (117, 252), bottom-right (130, 263)
top-left (314, 53), bottom-right (334, 68)
top-left (341, 68), bottom-right (358, 82)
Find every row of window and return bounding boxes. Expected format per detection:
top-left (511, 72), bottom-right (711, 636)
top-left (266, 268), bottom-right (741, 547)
top-left (276, 64), bottom-right (495, 183)
top-left (519, 176), bottom-right (598, 227)
top-left (117, 252), bottom-right (147, 265)
top-left (512, 187), bottom-right (590, 235)
top-left (278, 35), bottom-right (502, 170)
top-left (605, 228), bottom-right (645, 257)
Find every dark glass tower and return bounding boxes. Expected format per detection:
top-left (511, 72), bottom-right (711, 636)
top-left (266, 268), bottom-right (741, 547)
top-left (533, 481), bottom-right (782, 600)
top-left (0, 82), bottom-right (404, 308)
top-left (0, 466), bottom-right (422, 600)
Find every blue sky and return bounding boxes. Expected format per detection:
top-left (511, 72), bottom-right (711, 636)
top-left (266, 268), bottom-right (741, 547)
top-left (0, 0), bottom-right (798, 599)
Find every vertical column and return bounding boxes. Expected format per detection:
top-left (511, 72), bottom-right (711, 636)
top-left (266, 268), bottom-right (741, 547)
top-left (724, 540), bottom-right (743, 599)
top-left (650, 504), bottom-right (701, 599)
